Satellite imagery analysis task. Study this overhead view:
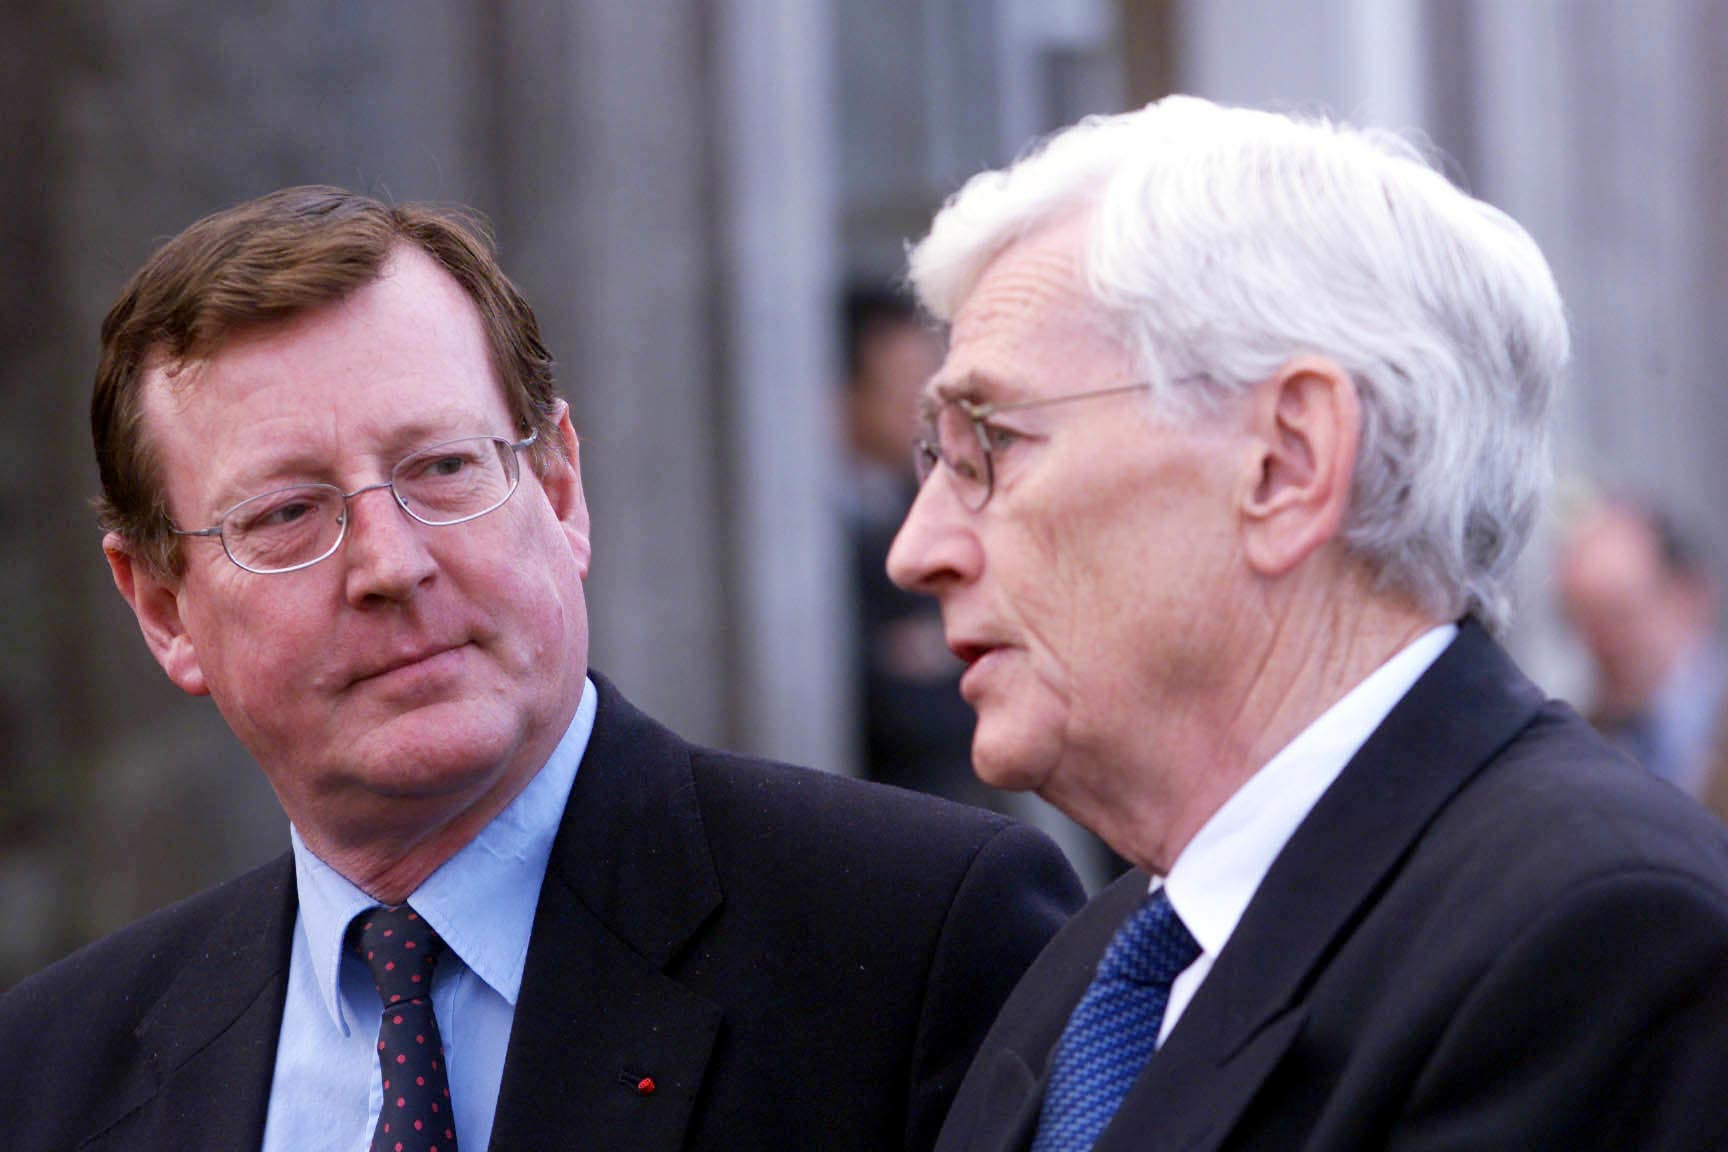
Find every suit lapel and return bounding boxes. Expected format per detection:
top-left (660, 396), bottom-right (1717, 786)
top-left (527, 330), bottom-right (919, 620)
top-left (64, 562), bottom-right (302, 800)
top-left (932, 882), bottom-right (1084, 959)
top-left (489, 676), bottom-right (724, 1152)
top-left (81, 856), bottom-right (296, 1151)
top-left (1098, 622), bottom-right (1546, 1152)
top-left (945, 1050), bottom-right (1040, 1152)
top-left (938, 873), bottom-right (1147, 1152)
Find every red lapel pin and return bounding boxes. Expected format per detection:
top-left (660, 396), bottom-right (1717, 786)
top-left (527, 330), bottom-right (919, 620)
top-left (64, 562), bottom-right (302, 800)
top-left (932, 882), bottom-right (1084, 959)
top-left (619, 1069), bottom-right (657, 1096)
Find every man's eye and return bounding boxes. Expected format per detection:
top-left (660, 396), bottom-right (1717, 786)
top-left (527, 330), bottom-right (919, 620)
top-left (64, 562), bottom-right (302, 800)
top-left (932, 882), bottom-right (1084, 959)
top-left (263, 501), bottom-right (314, 527)
top-left (405, 449), bottom-right (483, 482)
top-left (238, 495), bottom-right (325, 532)
top-left (951, 455), bottom-right (985, 483)
top-left (983, 422), bottom-right (1023, 452)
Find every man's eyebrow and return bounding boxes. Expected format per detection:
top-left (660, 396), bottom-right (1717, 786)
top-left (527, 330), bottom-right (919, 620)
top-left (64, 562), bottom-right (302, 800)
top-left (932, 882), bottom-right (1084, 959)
top-left (916, 387), bottom-right (945, 422)
top-left (921, 373), bottom-right (990, 417)
top-left (203, 450), bottom-right (331, 509)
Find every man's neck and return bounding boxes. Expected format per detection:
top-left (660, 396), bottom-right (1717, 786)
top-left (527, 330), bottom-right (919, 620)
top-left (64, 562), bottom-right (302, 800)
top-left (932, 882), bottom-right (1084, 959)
top-left (1091, 581), bottom-right (1442, 875)
top-left (288, 748), bottom-right (557, 906)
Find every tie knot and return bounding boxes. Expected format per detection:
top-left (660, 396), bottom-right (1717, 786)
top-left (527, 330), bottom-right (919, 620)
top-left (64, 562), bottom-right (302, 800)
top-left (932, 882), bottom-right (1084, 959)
top-left (351, 904), bottom-right (447, 1005)
top-left (1098, 890), bottom-right (1200, 988)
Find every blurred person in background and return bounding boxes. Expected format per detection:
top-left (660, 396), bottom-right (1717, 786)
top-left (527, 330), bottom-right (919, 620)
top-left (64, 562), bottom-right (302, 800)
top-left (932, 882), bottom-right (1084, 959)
top-left (1558, 497), bottom-right (1728, 817)
top-left (841, 285), bottom-right (988, 808)
top-left (890, 96), bottom-right (1728, 1151)
top-left (0, 187), bottom-right (1082, 1152)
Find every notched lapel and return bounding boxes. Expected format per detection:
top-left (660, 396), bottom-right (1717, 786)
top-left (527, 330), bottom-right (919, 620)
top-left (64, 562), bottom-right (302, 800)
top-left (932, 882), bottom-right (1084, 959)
top-left (935, 1046), bottom-right (1040, 1152)
top-left (80, 857), bottom-right (295, 1151)
top-left (489, 676), bottom-right (726, 1151)
top-left (938, 873), bottom-right (1148, 1152)
top-left (1093, 623), bottom-right (1542, 1150)
top-left (488, 890), bottom-right (722, 1152)
top-left (1191, 622), bottom-right (1542, 1067)
top-left (555, 677), bottom-right (724, 968)
top-left (1097, 1008), bottom-right (1307, 1152)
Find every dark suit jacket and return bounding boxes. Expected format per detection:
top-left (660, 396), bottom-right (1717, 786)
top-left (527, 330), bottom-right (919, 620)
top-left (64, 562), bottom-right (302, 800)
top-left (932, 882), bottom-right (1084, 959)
top-left (0, 676), bottom-right (1083, 1151)
top-left (938, 622), bottom-right (1728, 1151)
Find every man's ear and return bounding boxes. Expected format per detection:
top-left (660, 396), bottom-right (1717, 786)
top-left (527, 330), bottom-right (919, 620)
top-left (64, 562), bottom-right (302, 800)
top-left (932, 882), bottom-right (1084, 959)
top-left (104, 533), bottom-right (209, 696)
top-left (542, 401), bottom-right (592, 579)
top-left (1238, 356), bottom-right (1360, 577)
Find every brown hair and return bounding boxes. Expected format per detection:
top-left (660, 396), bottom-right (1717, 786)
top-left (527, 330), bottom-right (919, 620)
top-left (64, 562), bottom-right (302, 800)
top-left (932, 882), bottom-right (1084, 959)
top-left (92, 185), bottom-right (561, 575)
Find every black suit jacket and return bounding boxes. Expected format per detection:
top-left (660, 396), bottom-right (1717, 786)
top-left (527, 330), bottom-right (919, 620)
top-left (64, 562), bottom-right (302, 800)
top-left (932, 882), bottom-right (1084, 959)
top-left (938, 622), bottom-right (1728, 1151)
top-left (1, 677), bottom-right (1083, 1150)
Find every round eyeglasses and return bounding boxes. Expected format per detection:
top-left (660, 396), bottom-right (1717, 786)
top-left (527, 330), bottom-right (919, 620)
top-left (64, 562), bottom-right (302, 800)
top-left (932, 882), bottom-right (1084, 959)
top-left (170, 430), bottom-right (539, 574)
top-left (913, 383), bottom-right (1151, 511)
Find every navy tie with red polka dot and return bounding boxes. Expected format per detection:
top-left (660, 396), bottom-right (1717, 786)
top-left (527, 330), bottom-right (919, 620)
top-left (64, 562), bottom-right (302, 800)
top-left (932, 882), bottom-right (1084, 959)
top-left (352, 905), bottom-right (459, 1152)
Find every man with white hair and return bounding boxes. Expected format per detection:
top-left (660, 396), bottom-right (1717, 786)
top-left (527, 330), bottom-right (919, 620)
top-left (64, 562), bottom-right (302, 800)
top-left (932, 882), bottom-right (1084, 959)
top-left (891, 96), bottom-right (1728, 1151)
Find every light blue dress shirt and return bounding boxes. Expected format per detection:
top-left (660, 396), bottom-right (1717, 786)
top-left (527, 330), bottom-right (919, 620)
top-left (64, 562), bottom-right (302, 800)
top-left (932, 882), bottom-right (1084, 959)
top-left (261, 677), bottom-right (598, 1152)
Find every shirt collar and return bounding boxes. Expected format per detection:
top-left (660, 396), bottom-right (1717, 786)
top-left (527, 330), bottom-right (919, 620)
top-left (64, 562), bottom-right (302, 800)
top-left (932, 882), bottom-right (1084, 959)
top-left (292, 676), bottom-right (599, 1034)
top-left (1161, 624), bottom-right (1457, 958)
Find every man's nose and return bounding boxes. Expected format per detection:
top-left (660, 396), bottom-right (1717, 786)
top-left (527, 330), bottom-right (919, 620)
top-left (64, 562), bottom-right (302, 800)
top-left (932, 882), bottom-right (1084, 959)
top-left (887, 474), bottom-right (981, 595)
top-left (340, 484), bottom-right (437, 604)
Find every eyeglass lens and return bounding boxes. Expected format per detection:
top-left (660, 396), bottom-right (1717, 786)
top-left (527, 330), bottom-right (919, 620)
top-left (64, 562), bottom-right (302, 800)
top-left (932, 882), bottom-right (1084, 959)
top-left (914, 403), bottom-right (994, 510)
top-left (221, 436), bottom-right (521, 573)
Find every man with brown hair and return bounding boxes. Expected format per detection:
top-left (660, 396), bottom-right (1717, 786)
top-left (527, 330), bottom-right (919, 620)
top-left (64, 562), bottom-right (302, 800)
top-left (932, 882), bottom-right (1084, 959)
top-left (0, 187), bottom-right (1081, 1151)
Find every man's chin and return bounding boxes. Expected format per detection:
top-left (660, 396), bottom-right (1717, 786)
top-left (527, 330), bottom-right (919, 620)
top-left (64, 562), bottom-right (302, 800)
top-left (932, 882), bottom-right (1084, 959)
top-left (289, 721), bottom-right (525, 802)
top-left (353, 758), bottom-right (499, 800)
top-left (969, 729), bottom-right (1056, 795)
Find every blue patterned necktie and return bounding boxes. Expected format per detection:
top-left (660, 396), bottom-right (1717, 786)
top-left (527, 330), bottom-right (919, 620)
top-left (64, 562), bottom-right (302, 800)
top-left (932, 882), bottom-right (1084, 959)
top-left (1031, 889), bottom-right (1201, 1152)
top-left (352, 905), bottom-right (459, 1152)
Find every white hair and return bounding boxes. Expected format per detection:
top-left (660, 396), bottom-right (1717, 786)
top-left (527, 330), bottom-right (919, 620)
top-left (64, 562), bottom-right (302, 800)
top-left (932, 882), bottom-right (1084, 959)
top-left (909, 95), bottom-right (1570, 633)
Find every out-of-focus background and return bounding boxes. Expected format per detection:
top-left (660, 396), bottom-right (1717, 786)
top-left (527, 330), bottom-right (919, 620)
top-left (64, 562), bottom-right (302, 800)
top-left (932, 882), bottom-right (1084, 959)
top-left (4, 0), bottom-right (1726, 986)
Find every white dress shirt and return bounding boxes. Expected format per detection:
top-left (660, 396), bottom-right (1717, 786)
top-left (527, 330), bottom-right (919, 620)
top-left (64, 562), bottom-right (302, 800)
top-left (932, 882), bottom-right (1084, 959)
top-left (261, 676), bottom-right (598, 1152)
top-left (1155, 625), bottom-right (1457, 1044)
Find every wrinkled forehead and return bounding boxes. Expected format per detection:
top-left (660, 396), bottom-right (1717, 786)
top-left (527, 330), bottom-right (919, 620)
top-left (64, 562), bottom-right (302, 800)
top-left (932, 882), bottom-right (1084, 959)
top-left (134, 345), bottom-right (227, 469)
top-left (133, 311), bottom-right (304, 448)
top-left (134, 251), bottom-right (511, 479)
top-left (134, 258), bottom-right (374, 406)
top-left (920, 226), bottom-right (1133, 415)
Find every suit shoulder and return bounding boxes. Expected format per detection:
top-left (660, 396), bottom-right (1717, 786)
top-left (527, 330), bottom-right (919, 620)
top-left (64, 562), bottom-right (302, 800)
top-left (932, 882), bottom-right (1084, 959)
top-left (0, 854), bottom-right (291, 1033)
top-left (685, 746), bottom-right (1081, 920)
top-left (589, 673), bottom-right (1058, 873)
top-left (1449, 701), bottom-right (1728, 886)
top-left (689, 747), bottom-right (1023, 863)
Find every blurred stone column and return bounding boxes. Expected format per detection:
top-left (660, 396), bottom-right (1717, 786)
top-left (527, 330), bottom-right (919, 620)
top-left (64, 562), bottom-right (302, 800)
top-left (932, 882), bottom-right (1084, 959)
top-left (0, 0), bottom-right (88, 979)
top-left (493, 0), bottom-right (849, 772)
top-left (488, 2), bottom-right (734, 747)
top-left (1178, 0), bottom-right (1428, 128)
top-left (1466, 0), bottom-right (1728, 688)
top-left (713, 0), bottom-right (852, 773)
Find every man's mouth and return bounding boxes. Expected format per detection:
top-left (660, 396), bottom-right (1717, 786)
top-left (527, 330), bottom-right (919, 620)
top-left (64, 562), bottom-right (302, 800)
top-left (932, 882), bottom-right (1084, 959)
top-left (351, 643), bottom-right (466, 686)
top-left (949, 640), bottom-right (996, 666)
top-left (950, 639), bottom-right (1008, 702)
